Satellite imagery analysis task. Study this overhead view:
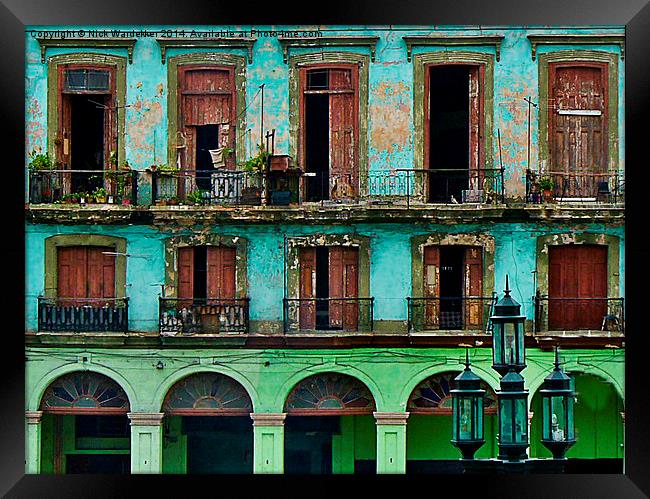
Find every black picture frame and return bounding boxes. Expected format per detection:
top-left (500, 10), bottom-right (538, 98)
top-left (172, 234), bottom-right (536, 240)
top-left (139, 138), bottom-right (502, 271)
top-left (4, 0), bottom-right (649, 496)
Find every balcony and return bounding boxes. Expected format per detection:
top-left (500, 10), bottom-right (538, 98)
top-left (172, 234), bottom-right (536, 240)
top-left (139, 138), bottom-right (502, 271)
top-left (38, 297), bottom-right (129, 333)
top-left (159, 297), bottom-right (250, 335)
top-left (534, 296), bottom-right (624, 335)
top-left (29, 169), bottom-right (138, 205)
top-left (283, 298), bottom-right (374, 333)
top-left (525, 170), bottom-right (624, 204)
top-left (407, 296), bottom-right (497, 333)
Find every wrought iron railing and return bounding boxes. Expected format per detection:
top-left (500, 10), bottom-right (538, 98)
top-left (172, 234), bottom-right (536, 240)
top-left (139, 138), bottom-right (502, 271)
top-left (38, 297), bottom-right (129, 333)
top-left (407, 295), bottom-right (497, 333)
top-left (525, 170), bottom-right (624, 204)
top-left (159, 297), bottom-right (250, 335)
top-left (28, 169), bottom-right (138, 205)
top-left (283, 297), bottom-right (374, 333)
top-left (534, 295), bottom-right (624, 333)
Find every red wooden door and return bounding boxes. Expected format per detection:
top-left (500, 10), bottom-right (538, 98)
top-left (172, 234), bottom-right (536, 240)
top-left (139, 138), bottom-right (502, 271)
top-left (57, 246), bottom-right (115, 305)
top-left (463, 246), bottom-right (484, 329)
top-left (548, 245), bottom-right (607, 330)
top-left (177, 247), bottom-right (195, 305)
top-left (206, 246), bottom-right (236, 299)
top-left (468, 66), bottom-right (483, 189)
top-left (329, 68), bottom-right (358, 199)
top-left (549, 63), bottom-right (607, 197)
top-left (329, 247), bottom-right (359, 330)
top-left (423, 246), bottom-right (441, 328)
top-left (178, 65), bottom-right (235, 198)
top-left (299, 247), bottom-right (317, 330)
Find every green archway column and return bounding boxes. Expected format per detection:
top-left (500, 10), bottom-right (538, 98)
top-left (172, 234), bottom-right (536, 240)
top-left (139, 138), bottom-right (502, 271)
top-left (251, 413), bottom-right (286, 474)
top-left (25, 411), bottom-right (43, 474)
top-left (374, 412), bottom-right (409, 474)
top-left (128, 412), bottom-right (164, 474)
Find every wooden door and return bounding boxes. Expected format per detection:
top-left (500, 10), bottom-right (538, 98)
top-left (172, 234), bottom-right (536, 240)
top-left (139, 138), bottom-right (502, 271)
top-left (57, 246), bottom-right (115, 305)
top-left (177, 247), bottom-right (195, 305)
top-left (548, 245), bottom-right (607, 330)
top-left (299, 247), bottom-right (317, 330)
top-left (423, 246), bottom-right (441, 328)
top-left (207, 247), bottom-right (236, 299)
top-left (550, 63), bottom-right (607, 198)
top-left (468, 66), bottom-right (483, 189)
top-left (329, 68), bottom-right (358, 199)
top-left (463, 246), bottom-right (484, 329)
top-left (329, 247), bottom-right (359, 330)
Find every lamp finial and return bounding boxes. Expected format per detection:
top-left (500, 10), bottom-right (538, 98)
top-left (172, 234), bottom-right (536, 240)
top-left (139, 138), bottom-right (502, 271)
top-left (504, 275), bottom-right (511, 297)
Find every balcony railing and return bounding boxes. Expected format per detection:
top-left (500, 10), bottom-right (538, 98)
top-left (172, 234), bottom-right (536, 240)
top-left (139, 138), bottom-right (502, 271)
top-left (28, 169), bottom-right (138, 205)
top-left (407, 295), bottom-right (497, 333)
top-left (38, 297), bottom-right (129, 333)
top-left (283, 297), bottom-right (374, 333)
top-left (525, 170), bottom-right (624, 204)
top-left (534, 296), bottom-right (625, 334)
top-left (159, 297), bottom-right (250, 335)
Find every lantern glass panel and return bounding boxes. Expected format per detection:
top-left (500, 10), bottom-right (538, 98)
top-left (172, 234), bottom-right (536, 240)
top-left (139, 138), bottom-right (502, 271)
top-left (459, 397), bottom-right (473, 440)
top-left (504, 322), bottom-right (517, 365)
top-left (493, 322), bottom-right (503, 365)
top-left (499, 398), bottom-right (513, 443)
top-left (476, 396), bottom-right (483, 438)
top-left (514, 397), bottom-right (527, 443)
top-left (567, 395), bottom-right (575, 440)
top-left (551, 396), bottom-right (567, 442)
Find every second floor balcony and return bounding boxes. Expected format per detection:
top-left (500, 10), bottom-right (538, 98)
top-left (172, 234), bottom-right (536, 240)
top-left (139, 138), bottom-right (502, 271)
top-left (534, 295), bottom-right (625, 335)
top-left (526, 170), bottom-right (624, 204)
top-left (407, 296), bottom-right (497, 333)
top-left (37, 297), bottom-right (129, 333)
top-left (159, 297), bottom-right (250, 335)
top-left (283, 297), bottom-right (375, 333)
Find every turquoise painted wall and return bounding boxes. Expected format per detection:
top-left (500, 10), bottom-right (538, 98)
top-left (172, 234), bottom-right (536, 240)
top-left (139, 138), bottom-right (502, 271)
top-left (25, 25), bottom-right (625, 198)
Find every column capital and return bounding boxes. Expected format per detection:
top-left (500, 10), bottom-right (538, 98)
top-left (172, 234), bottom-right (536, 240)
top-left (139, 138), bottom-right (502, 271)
top-left (373, 412), bottom-right (410, 425)
top-left (250, 413), bottom-right (287, 426)
top-left (128, 412), bottom-right (165, 426)
top-left (25, 411), bottom-right (43, 424)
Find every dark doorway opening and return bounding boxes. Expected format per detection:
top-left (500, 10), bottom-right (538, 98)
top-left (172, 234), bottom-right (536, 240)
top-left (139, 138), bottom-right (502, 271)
top-left (195, 124), bottom-right (220, 191)
top-left (193, 245), bottom-right (208, 300)
top-left (439, 246), bottom-right (465, 328)
top-left (305, 94), bottom-right (329, 201)
top-left (69, 94), bottom-right (107, 193)
top-left (66, 454), bottom-right (130, 474)
top-left (183, 416), bottom-right (253, 474)
top-left (285, 416), bottom-right (339, 474)
top-left (428, 65), bottom-right (471, 203)
top-left (406, 460), bottom-right (464, 474)
top-left (315, 246), bottom-right (330, 329)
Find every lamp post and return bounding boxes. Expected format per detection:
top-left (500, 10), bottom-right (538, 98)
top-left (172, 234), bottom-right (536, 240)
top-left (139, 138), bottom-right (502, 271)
top-left (490, 275), bottom-right (526, 376)
top-left (496, 369), bottom-right (529, 461)
top-left (540, 347), bottom-right (576, 459)
top-left (451, 349), bottom-right (486, 460)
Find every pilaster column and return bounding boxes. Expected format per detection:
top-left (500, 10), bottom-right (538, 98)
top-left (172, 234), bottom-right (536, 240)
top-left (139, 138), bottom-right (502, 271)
top-left (250, 413), bottom-right (286, 474)
top-left (25, 411), bottom-right (43, 474)
top-left (128, 412), bottom-right (164, 474)
top-left (374, 412), bottom-right (409, 474)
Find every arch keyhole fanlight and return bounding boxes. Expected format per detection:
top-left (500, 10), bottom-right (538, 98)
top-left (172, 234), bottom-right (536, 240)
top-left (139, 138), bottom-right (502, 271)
top-left (285, 373), bottom-right (376, 415)
top-left (40, 371), bottom-right (130, 414)
top-left (162, 373), bottom-right (253, 416)
top-left (408, 371), bottom-right (497, 414)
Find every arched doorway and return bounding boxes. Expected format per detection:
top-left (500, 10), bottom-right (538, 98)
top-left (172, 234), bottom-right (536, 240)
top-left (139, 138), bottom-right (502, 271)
top-left (161, 372), bottom-right (253, 474)
top-left (283, 372), bottom-right (377, 474)
top-left (39, 371), bottom-right (131, 474)
top-left (530, 372), bottom-right (624, 472)
top-left (405, 371), bottom-right (498, 473)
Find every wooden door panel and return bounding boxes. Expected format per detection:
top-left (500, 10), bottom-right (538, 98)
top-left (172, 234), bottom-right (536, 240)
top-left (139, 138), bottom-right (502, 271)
top-left (464, 246), bottom-right (483, 329)
top-left (299, 247), bottom-right (317, 330)
top-left (342, 247), bottom-right (359, 331)
top-left (548, 245), bottom-right (607, 330)
top-left (207, 246), bottom-right (236, 299)
top-left (423, 246), bottom-right (441, 328)
top-left (178, 247), bottom-right (195, 303)
top-left (328, 246), bottom-right (344, 327)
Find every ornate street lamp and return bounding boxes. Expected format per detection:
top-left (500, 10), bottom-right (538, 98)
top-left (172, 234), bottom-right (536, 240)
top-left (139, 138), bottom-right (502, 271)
top-left (491, 275), bottom-right (526, 376)
top-left (540, 347), bottom-right (576, 459)
top-left (451, 350), bottom-right (486, 460)
top-left (497, 370), bottom-right (529, 462)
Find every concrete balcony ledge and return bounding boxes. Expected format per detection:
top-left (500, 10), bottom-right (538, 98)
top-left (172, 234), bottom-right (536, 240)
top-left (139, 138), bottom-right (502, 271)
top-left (25, 202), bottom-right (624, 225)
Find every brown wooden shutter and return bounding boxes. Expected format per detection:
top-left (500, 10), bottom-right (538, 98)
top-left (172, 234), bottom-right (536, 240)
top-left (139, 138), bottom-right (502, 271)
top-left (342, 247), bottom-right (359, 330)
top-left (548, 245), bottom-right (607, 330)
top-left (57, 246), bottom-right (115, 306)
top-left (299, 247), bottom-right (317, 330)
top-left (178, 247), bottom-right (194, 303)
top-left (423, 246), bottom-right (441, 328)
top-left (206, 246), bottom-right (236, 299)
top-left (464, 246), bottom-right (484, 329)
top-left (329, 68), bottom-right (357, 199)
top-left (468, 66), bottom-right (481, 189)
top-left (550, 64), bottom-right (607, 197)
top-left (329, 247), bottom-right (344, 328)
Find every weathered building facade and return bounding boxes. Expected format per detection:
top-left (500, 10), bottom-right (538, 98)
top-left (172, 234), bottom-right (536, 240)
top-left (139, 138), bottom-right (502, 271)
top-left (25, 25), bottom-right (625, 474)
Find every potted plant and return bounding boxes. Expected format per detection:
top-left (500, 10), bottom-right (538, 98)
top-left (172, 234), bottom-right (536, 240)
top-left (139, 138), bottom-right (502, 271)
top-left (121, 198), bottom-right (132, 206)
top-left (239, 146), bottom-right (268, 205)
top-left (28, 150), bottom-right (54, 171)
top-left (79, 192), bottom-right (88, 204)
top-left (186, 190), bottom-right (206, 206)
top-left (168, 196), bottom-right (180, 206)
top-left (539, 176), bottom-right (555, 202)
top-left (92, 187), bottom-right (108, 203)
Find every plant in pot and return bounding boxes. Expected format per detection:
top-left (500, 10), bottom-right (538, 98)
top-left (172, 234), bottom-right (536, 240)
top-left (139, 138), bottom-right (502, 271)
top-left (186, 190), bottom-right (206, 206)
top-left (92, 187), bottom-right (108, 203)
top-left (78, 192), bottom-right (89, 204)
top-left (539, 176), bottom-right (555, 202)
top-left (239, 146), bottom-right (269, 205)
